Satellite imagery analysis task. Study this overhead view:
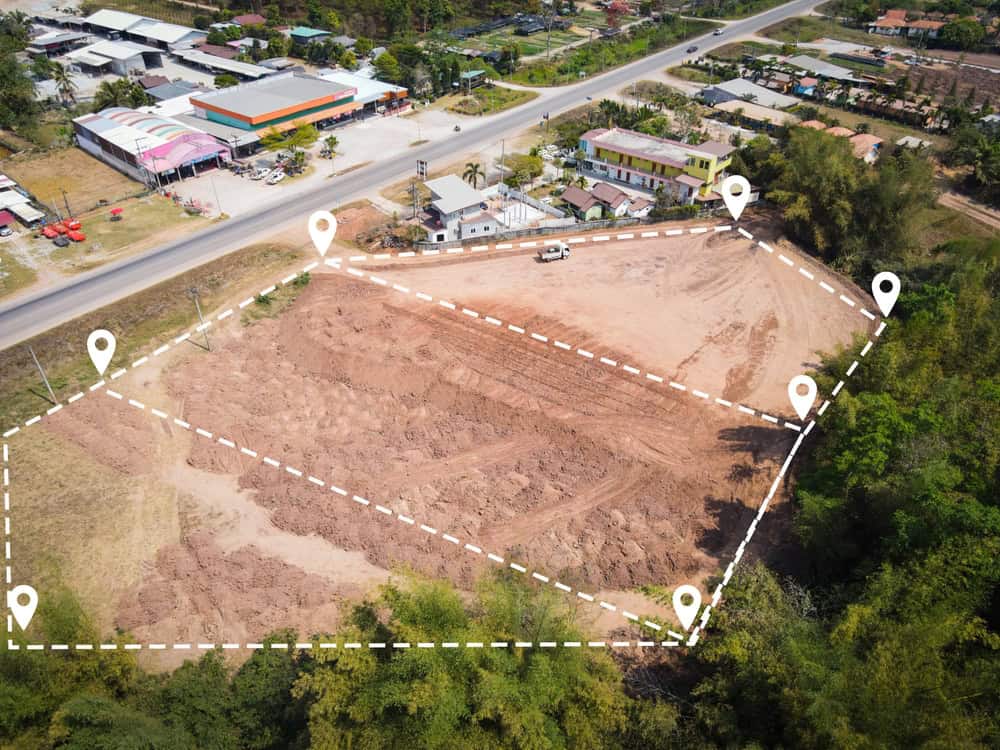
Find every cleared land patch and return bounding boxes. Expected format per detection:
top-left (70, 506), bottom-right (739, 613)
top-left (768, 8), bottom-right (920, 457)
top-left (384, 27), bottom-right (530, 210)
top-left (9, 224), bottom-right (872, 648)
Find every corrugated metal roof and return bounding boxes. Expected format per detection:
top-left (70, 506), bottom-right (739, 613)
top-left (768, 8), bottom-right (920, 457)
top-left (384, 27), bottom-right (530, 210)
top-left (174, 49), bottom-right (274, 78)
top-left (82, 8), bottom-right (145, 31)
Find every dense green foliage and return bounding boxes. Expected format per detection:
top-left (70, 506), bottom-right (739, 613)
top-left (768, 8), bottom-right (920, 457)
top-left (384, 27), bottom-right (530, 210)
top-left (949, 123), bottom-right (1000, 206)
top-left (0, 11), bottom-right (39, 132)
top-left (512, 16), bottom-right (716, 86)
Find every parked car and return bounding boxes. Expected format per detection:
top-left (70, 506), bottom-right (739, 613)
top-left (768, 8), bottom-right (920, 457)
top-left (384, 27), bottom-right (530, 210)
top-left (0, 226), bottom-right (13, 237)
top-left (53, 235), bottom-right (70, 247)
top-left (66, 230), bottom-right (86, 242)
top-left (266, 170), bottom-right (286, 185)
top-left (41, 225), bottom-right (59, 239)
top-left (251, 168), bottom-right (271, 181)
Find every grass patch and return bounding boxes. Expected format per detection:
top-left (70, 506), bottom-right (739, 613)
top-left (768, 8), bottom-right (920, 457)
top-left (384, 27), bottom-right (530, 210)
top-left (49, 197), bottom-right (207, 273)
top-left (0, 243), bottom-right (305, 431)
top-left (464, 27), bottom-right (584, 57)
top-left (912, 204), bottom-right (996, 253)
top-left (761, 16), bottom-right (879, 46)
top-left (0, 250), bottom-right (38, 300)
top-left (709, 40), bottom-right (787, 62)
top-left (807, 103), bottom-right (950, 149)
top-left (240, 273), bottom-right (310, 325)
top-left (3, 147), bottom-right (145, 217)
top-left (79, 0), bottom-right (203, 26)
top-left (513, 18), bottom-right (717, 86)
top-left (446, 86), bottom-right (539, 115)
top-left (667, 65), bottom-right (716, 83)
top-left (574, 9), bottom-right (640, 30)
top-left (688, 0), bottom-right (789, 19)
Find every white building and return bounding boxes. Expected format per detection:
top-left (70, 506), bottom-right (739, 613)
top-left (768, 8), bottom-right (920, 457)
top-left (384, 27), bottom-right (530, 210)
top-left (65, 39), bottom-right (163, 76)
top-left (423, 175), bottom-right (494, 243)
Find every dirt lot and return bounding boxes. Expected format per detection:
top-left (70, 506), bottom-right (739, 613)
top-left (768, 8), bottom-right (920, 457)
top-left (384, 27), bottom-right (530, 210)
top-left (11, 224), bottom-right (872, 653)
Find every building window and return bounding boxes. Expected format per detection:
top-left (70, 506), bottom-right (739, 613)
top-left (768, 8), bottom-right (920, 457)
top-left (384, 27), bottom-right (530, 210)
top-left (470, 227), bottom-right (476, 233)
top-left (484, 225), bottom-right (490, 231)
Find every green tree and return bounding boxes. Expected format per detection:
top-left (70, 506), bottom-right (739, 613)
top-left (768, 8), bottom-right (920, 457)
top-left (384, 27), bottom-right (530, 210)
top-left (939, 18), bottom-right (985, 50)
top-left (292, 575), bottom-right (634, 748)
top-left (214, 73), bottom-right (239, 88)
top-left (768, 128), bottom-right (860, 261)
top-left (374, 51), bottom-right (402, 83)
top-left (463, 161), bottom-right (484, 188)
top-left (92, 78), bottom-right (148, 110)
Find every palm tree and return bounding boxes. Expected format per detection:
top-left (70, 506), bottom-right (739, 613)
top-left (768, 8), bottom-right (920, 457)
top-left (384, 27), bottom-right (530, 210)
top-left (50, 63), bottom-right (77, 106)
top-left (324, 135), bottom-right (339, 175)
top-left (574, 174), bottom-right (587, 189)
top-left (463, 161), bottom-right (484, 188)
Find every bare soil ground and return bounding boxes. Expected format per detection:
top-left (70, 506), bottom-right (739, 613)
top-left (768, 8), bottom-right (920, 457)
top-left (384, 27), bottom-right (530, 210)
top-left (11, 223), bottom-right (872, 653)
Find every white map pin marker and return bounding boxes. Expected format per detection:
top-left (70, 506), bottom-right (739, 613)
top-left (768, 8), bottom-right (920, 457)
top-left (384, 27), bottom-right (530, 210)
top-left (308, 210), bottom-right (337, 257)
top-left (87, 329), bottom-right (116, 376)
top-left (673, 584), bottom-right (702, 631)
top-left (720, 175), bottom-right (751, 221)
top-left (872, 271), bottom-right (901, 317)
top-left (788, 374), bottom-right (817, 421)
top-left (7, 584), bottom-right (38, 631)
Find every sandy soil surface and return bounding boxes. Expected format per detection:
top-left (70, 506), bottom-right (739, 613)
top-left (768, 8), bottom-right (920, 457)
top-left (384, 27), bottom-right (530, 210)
top-left (15, 225), bottom-right (871, 650)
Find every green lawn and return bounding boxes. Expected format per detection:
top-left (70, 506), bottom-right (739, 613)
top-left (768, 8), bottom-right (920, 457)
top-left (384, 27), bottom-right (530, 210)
top-left (446, 86), bottom-right (539, 115)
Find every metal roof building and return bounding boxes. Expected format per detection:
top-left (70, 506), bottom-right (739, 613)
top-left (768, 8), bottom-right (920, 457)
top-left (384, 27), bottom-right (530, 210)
top-left (315, 69), bottom-right (408, 110)
top-left (701, 78), bottom-right (801, 110)
top-left (190, 72), bottom-right (360, 131)
top-left (65, 39), bottom-right (163, 75)
top-left (74, 108), bottom-right (229, 184)
top-left (174, 48), bottom-right (275, 79)
top-left (82, 9), bottom-right (146, 33)
top-left (425, 175), bottom-right (483, 215)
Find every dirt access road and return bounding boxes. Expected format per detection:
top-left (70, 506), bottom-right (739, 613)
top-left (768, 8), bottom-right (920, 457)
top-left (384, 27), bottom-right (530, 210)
top-left (15, 222), bottom-right (872, 656)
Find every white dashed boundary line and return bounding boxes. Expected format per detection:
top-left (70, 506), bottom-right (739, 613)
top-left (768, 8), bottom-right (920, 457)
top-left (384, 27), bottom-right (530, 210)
top-left (2, 442), bottom-right (9, 639)
top-left (685, 319), bottom-right (888, 646)
top-left (8, 639), bottom-right (680, 652)
top-left (93, 389), bottom-right (675, 636)
top-left (3, 222), bottom-right (885, 651)
top-left (329, 261), bottom-right (804, 432)
top-left (1, 223), bottom-right (867, 442)
top-left (1, 260), bottom-right (322, 442)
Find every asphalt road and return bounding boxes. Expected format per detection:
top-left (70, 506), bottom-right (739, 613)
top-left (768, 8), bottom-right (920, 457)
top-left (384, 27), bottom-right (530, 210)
top-left (0, 0), bottom-right (819, 351)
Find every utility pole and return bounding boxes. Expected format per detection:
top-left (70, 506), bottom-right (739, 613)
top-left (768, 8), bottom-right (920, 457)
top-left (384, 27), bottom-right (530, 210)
top-left (499, 138), bottom-right (506, 214)
top-left (187, 287), bottom-right (210, 351)
top-left (61, 189), bottom-right (72, 219)
top-left (27, 345), bottom-right (56, 404)
top-left (409, 181), bottom-right (419, 219)
top-left (210, 177), bottom-right (222, 217)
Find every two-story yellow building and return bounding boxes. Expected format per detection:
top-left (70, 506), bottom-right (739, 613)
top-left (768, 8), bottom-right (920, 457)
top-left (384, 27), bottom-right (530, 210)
top-left (578, 128), bottom-right (734, 204)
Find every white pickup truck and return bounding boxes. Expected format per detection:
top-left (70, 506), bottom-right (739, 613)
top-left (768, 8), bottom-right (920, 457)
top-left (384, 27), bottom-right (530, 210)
top-left (537, 241), bottom-right (571, 262)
